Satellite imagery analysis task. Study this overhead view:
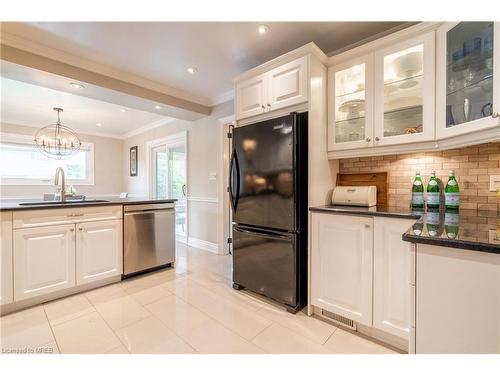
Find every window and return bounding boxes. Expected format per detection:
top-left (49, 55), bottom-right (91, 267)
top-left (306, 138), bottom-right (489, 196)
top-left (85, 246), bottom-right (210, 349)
top-left (0, 133), bottom-right (94, 185)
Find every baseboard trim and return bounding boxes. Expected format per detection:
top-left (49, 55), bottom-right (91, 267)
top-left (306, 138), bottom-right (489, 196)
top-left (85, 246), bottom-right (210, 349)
top-left (188, 236), bottom-right (219, 254)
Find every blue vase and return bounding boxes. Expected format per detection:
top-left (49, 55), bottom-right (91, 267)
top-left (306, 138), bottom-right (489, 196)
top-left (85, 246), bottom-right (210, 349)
top-left (446, 105), bottom-right (455, 127)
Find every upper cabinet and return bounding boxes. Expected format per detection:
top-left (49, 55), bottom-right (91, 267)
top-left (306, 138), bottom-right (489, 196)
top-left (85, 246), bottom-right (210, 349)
top-left (328, 31), bottom-right (436, 152)
top-left (436, 22), bottom-right (500, 139)
top-left (328, 54), bottom-right (374, 151)
top-left (328, 22), bottom-right (500, 158)
top-left (374, 33), bottom-right (435, 146)
top-left (235, 56), bottom-right (309, 120)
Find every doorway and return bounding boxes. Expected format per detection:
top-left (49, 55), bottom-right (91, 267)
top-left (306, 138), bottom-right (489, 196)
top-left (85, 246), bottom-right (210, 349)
top-left (148, 131), bottom-right (188, 241)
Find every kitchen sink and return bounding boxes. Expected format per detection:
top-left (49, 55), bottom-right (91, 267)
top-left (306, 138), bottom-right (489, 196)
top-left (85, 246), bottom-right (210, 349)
top-left (19, 199), bottom-right (110, 206)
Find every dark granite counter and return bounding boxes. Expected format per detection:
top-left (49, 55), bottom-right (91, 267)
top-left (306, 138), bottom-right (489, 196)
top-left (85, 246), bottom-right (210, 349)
top-left (309, 205), bottom-right (422, 220)
top-left (0, 197), bottom-right (177, 211)
top-left (310, 205), bottom-right (500, 255)
top-left (402, 209), bottom-right (500, 254)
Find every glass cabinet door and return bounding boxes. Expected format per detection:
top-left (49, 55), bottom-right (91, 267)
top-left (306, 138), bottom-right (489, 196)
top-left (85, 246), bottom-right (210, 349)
top-left (328, 55), bottom-right (373, 151)
top-left (437, 22), bottom-right (499, 139)
top-left (374, 32), bottom-right (435, 146)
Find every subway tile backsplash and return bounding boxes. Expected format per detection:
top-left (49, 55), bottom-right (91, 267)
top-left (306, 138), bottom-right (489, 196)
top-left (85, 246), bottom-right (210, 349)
top-left (338, 142), bottom-right (500, 211)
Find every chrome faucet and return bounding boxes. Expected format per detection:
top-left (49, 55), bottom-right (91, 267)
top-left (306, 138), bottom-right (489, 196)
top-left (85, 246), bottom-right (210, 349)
top-left (54, 167), bottom-right (66, 202)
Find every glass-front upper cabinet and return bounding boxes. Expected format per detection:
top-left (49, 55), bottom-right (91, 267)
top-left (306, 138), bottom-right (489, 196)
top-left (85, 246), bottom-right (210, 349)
top-left (436, 22), bottom-right (500, 139)
top-left (328, 54), bottom-right (374, 151)
top-left (373, 32), bottom-right (435, 146)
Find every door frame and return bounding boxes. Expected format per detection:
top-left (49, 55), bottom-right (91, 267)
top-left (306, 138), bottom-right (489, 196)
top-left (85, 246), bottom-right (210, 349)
top-left (218, 116), bottom-right (234, 255)
top-left (146, 130), bottom-right (188, 243)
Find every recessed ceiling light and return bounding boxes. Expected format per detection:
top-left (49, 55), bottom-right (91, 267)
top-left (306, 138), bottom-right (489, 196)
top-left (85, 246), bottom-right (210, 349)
top-left (120, 108), bottom-right (128, 113)
top-left (154, 105), bottom-right (162, 110)
top-left (70, 82), bottom-right (85, 89)
top-left (186, 66), bottom-right (198, 74)
top-left (258, 25), bottom-right (269, 35)
top-left (96, 123), bottom-right (102, 127)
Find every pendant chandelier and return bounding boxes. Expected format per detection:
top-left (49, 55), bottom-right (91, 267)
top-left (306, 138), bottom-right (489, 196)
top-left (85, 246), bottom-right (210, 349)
top-left (34, 107), bottom-right (82, 160)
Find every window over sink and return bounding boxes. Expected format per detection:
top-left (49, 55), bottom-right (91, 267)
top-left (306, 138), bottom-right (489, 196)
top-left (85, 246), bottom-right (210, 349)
top-left (0, 133), bottom-right (94, 186)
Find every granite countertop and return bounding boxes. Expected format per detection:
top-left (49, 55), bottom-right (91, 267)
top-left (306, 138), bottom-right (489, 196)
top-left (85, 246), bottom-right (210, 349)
top-left (402, 209), bottom-right (500, 254)
top-left (310, 205), bottom-right (500, 255)
top-left (309, 205), bottom-right (422, 219)
top-left (0, 197), bottom-right (178, 211)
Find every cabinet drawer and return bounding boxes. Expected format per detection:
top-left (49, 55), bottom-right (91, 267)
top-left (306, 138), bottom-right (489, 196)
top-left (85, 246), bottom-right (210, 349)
top-left (13, 205), bottom-right (122, 229)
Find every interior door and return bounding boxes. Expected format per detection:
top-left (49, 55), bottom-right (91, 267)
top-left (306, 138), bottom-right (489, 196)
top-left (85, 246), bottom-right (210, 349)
top-left (231, 115), bottom-right (295, 231)
top-left (151, 139), bottom-right (187, 238)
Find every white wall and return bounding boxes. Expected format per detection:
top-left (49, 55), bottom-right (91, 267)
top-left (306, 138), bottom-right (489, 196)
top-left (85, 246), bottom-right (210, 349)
top-left (122, 116), bottom-right (220, 246)
top-left (0, 122), bottom-right (124, 198)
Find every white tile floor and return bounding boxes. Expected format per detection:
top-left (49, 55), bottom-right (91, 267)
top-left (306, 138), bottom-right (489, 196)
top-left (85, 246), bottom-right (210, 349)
top-left (0, 243), bottom-right (398, 354)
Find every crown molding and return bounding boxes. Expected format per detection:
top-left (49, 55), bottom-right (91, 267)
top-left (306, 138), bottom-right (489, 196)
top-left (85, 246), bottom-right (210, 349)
top-left (232, 42), bottom-right (328, 84)
top-left (121, 117), bottom-right (178, 139)
top-left (0, 30), bottom-right (213, 108)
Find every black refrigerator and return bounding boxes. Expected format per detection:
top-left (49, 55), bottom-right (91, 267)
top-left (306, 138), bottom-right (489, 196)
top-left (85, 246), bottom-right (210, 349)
top-left (230, 112), bottom-right (308, 314)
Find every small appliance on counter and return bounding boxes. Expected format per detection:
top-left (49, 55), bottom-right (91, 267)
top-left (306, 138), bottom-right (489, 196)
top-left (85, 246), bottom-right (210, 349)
top-left (331, 186), bottom-right (377, 207)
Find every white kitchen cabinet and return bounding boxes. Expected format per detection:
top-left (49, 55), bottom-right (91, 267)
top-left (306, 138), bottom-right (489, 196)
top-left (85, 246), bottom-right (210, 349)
top-left (373, 217), bottom-right (414, 339)
top-left (267, 55), bottom-right (308, 112)
top-left (235, 56), bottom-right (308, 120)
top-left (415, 244), bottom-right (500, 353)
top-left (328, 54), bottom-right (374, 151)
top-left (373, 31), bottom-right (435, 146)
top-left (235, 73), bottom-right (267, 120)
top-left (1, 211), bottom-right (13, 305)
top-left (13, 224), bottom-right (76, 301)
top-left (310, 213), bottom-right (373, 326)
top-left (76, 220), bottom-right (122, 285)
top-left (436, 22), bottom-right (500, 139)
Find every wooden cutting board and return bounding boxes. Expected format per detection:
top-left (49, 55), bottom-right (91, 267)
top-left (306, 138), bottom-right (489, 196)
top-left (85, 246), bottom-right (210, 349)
top-left (336, 172), bottom-right (388, 207)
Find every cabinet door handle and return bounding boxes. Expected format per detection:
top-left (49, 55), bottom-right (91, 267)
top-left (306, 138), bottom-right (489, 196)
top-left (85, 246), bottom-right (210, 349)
top-left (365, 137), bottom-right (371, 142)
top-left (70, 228), bottom-right (75, 232)
top-left (78, 228), bottom-right (83, 231)
top-left (267, 104), bottom-right (271, 111)
top-left (364, 224), bottom-right (371, 229)
top-left (375, 137), bottom-right (380, 141)
top-left (261, 105), bottom-right (265, 110)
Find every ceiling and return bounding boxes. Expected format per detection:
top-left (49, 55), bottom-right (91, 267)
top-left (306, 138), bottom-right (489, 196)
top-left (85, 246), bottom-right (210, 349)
top-left (1, 77), bottom-right (171, 138)
top-left (1, 22), bottom-right (410, 104)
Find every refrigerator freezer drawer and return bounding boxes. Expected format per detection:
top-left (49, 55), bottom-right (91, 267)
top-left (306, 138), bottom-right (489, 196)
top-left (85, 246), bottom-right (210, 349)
top-left (233, 225), bottom-right (297, 306)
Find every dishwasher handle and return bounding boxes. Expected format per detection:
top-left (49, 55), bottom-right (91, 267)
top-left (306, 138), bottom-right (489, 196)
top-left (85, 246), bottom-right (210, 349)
top-left (124, 208), bottom-right (175, 216)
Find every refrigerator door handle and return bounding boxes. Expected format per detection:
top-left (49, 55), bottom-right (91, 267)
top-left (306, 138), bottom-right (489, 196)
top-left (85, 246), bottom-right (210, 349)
top-left (233, 226), bottom-right (292, 241)
top-left (229, 149), bottom-right (241, 211)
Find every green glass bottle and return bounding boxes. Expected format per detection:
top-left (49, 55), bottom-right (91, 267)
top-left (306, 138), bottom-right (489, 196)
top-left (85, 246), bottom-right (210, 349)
top-left (444, 209), bottom-right (459, 239)
top-left (444, 170), bottom-right (460, 210)
top-left (411, 171), bottom-right (424, 209)
top-left (426, 171), bottom-right (441, 209)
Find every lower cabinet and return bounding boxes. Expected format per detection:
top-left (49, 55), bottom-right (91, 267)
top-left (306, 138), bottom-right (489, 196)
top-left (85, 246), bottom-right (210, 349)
top-left (1, 211), bottom-right (14, 305)
top-left (311, 212), bottom-right (414, 341)
top-left (310, 213), bottom-right (374, 326)
top-left (11, 217), bottom-right (123, 303)
top-left (373, 217), bottom-right (414, 340)
top-left (76, 220), bottom-right (122, 285)
top-left (13, 224), bottom-right (76, 301)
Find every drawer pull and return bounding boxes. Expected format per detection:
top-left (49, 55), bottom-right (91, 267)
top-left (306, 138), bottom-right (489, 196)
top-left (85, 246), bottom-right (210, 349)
top-left (67, 213), bottom-right (85, 217)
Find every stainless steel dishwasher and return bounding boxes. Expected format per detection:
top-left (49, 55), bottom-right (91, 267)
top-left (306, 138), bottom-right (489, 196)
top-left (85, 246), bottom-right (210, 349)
top-left (123, 203), bottom-right (175, 277)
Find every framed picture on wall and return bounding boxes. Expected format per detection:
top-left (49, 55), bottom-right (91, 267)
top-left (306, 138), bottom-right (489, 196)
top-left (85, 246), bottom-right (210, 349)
top-left (130, 146), bottom-right (138, 176)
